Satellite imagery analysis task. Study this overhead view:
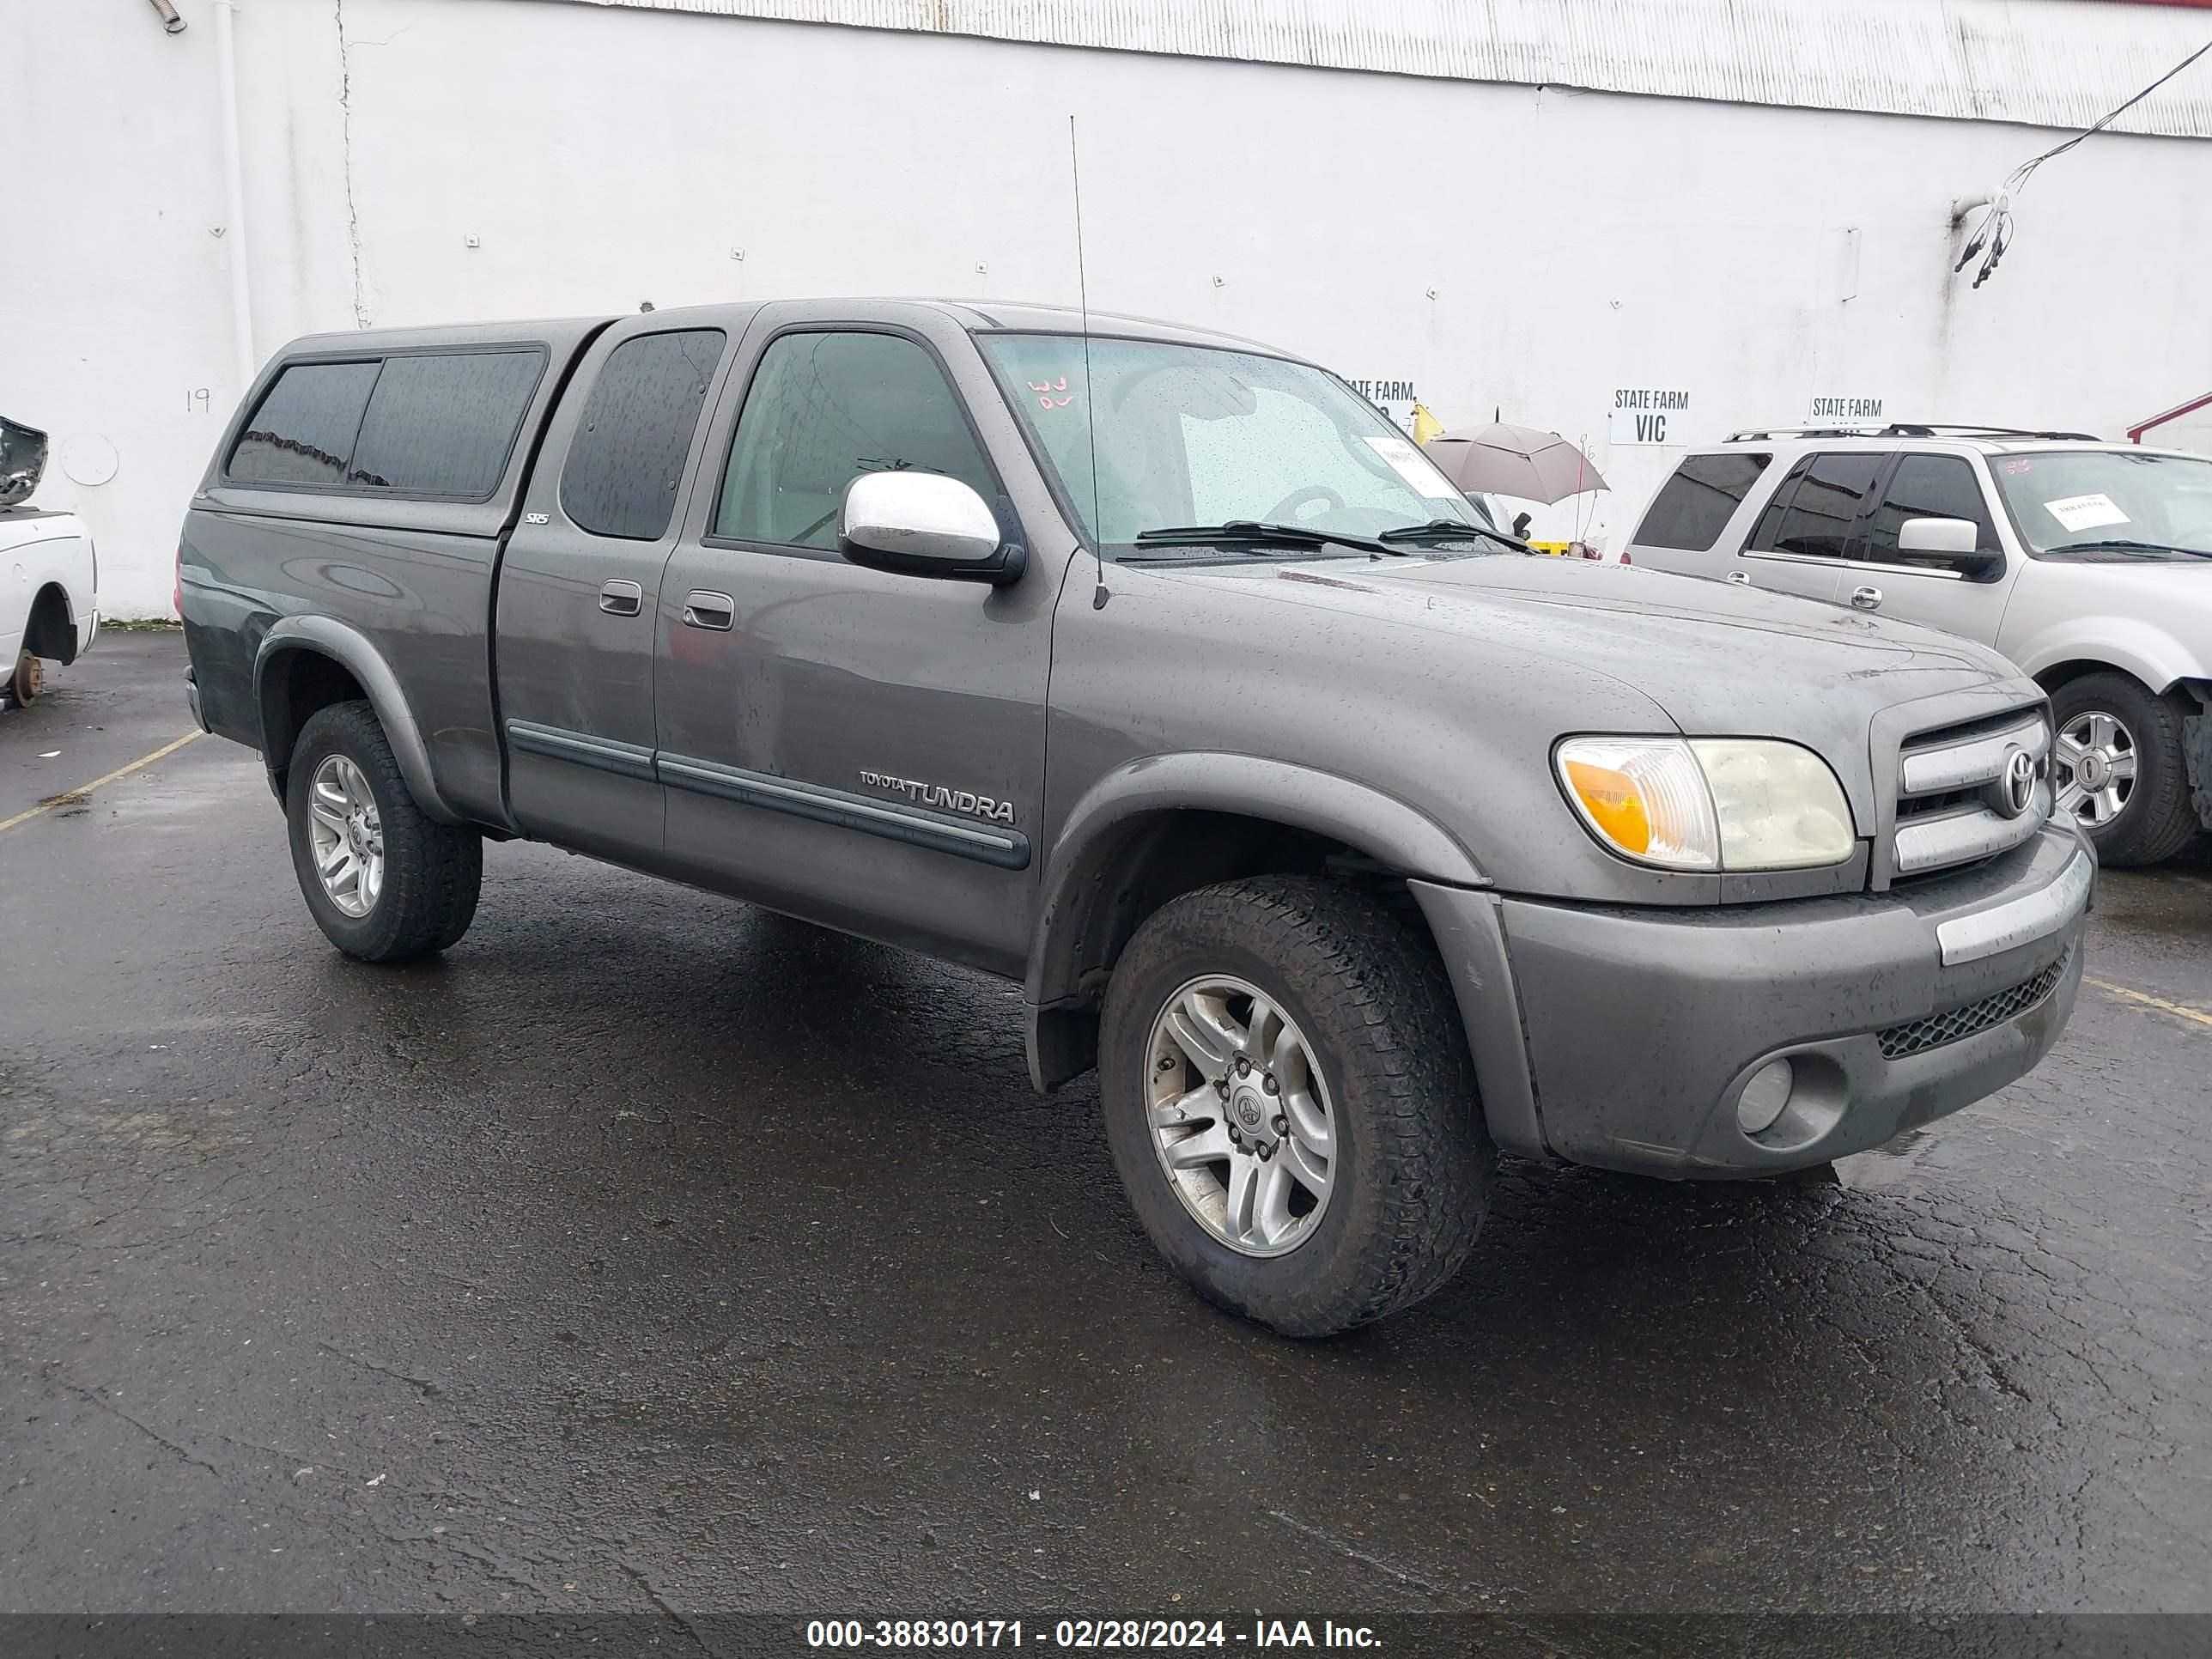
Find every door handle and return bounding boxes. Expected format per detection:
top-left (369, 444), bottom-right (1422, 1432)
top-left (682, 590), bottom-right (735, 631)
top-left (599, 579), bottom-right (643, 617)
top-left (1726, 570), bottom-right (1752, 586)
top-left (1850, 585), bottom-right (1884, 611)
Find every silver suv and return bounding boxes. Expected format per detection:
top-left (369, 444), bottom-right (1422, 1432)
top-left (1626, 426), bottom-right (2212, 865)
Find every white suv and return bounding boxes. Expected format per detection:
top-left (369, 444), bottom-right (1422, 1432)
top-left (1626, 426), bottom-right (2212, 865)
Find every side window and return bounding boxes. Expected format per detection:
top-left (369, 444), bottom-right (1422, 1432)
top-left (714, 331), bottom-right (998, 550)
top-left (227, 362), bottom-right (380, 486)
top-left (347, 349), bottom-right (545, 495)
top-left (1632, 453), bottom-right (1771, 551)
top-left (1860, 454), bottom-right (2000, 567)
top-left (561, 329), bottom-right (726, 540)
top-left (1749, 452), bottom-right (1883, 559)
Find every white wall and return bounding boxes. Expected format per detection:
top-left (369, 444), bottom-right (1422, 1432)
top-left (8, 0), bottom-right (2211, 612)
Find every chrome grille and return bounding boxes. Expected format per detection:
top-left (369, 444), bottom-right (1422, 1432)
top-left (1876, 947), bottom-right (2071, 1060)
top-left (1890, 708), bottom-right (2051, 879)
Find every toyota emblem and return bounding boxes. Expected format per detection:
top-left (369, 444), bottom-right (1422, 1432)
top-left (1998, 745), bottom-right (2037, 818)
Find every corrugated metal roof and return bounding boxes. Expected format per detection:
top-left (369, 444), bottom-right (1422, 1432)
top-left (548, 0), bottom-right (2212, 138)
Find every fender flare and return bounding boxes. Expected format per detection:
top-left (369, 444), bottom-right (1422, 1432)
top-left (252, 616), bottom-right (460, 823)
top-left (1023, 750), bottom-right (1486, 1009)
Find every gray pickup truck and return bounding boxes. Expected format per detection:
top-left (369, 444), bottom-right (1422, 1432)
top-left (180, 300), bottom-right (2091, 1335)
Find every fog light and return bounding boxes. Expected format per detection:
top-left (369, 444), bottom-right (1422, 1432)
top-left (1736, 1059), bottom-right (1795, 1136)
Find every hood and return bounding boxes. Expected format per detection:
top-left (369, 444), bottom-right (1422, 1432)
top-left (1156, 552), bottom-right (2015, 715)
top-left (1145, 552), bottom-right (2033, 832)
top-left (1381, 555), bottom-right (2016, 717)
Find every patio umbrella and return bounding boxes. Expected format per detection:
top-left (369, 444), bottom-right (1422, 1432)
top-left (1424, 422), bottom-right (1607, 504)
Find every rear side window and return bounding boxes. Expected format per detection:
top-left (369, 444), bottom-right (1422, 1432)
top-left (226, 349), bottom-right (543, 495)
top-left (346, 350), bottom-right (544, 495)
top-left (561, 329), bottom-right (726, 540)
top-left (1748, 452), bottom-right (1884, 559)
top-left (228, 362), bottom-right (380, 486)
top-left (714, 331), bottom-right (998, 550)
top-left (1632, 453), bottom-right (1771, 550)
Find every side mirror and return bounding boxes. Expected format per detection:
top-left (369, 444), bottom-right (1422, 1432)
top-left (838, 471), bottom-right (1024, 586)
top-left (1897, 515), bottom-right (2002, 577)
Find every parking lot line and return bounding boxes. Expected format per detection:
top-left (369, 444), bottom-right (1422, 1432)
top-left (0, 729), bottom-right (204, 836)
top-left (2087, 975), bottom-right (2212, 1032)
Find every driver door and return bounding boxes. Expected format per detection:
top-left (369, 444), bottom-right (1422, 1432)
top-left (652, 307), bottom-right (1054, 977)
top-left (1845, 453), bottom-right (2021, 642)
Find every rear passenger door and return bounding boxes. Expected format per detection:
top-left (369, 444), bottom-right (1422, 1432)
top-left (1735, 450), bottom-right (1887, 605)
top-left (651, 307), bottom-right (1053, 978)
top-left (495, 319), bottom-right (738, 862)
top-left (1847, 452), bottom-right (2015, 644)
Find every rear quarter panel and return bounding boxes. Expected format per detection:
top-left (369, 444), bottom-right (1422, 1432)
top-left (1622, 450), bottom-right (1778, 580)
top-left (1, 514), bottom-right (97, 660)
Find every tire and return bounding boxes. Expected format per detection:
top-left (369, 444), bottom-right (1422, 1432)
top-left (285, 701), bottom-right (482, 962)
top-left (2049, 672), bottom-right (2200, 867)
top-left (1099, 876), bottom-right (1493, 1338)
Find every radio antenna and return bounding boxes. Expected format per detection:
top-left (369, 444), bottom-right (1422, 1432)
top-left (1069, 114), bottom-right (1109, 610)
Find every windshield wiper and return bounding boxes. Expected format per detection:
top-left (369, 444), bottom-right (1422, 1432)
top-left (2047, 538), bottom-right (2212, 561)
top-left (1133, 520), bottom-right (1397, 557)
top-left (1379, 519), bottom-right (1532, 553)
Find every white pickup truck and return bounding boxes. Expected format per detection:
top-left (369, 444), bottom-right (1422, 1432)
top-left (0, 417), bottom-right (100, 708)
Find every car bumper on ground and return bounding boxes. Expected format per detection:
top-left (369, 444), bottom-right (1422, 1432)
top-left (1412, 821), bottom-right (2093, 1176)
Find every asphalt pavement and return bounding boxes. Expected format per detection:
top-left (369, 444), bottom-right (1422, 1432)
top-left (3, 633), bottom-right (2209, 1632)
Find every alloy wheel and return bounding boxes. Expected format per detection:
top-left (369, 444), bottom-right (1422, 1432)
top-left (2055, 709), bottom-right (2138, 828)
top-left (1144, 975), bottom-right (1336, 1257)
top-left (307, 754), bottom-right (384, 918)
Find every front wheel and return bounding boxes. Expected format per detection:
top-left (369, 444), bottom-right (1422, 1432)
top-left (285, 701), bottom-right (483, 962)
top-left (2050, 672), bottom-right (2200, 866)
top-left (1099, 877), bottom-right (1493, 1337)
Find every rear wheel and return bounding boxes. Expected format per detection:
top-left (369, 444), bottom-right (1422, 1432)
top-left (285, 701), bottom-right (482, 962)
top-left (1099, 876), bottom-right (1492, 1337)
top-left (2050, 672), bottom-right (2199, 866)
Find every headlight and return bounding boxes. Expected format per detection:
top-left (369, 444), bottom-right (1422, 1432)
top-left (1556, 737), bottom-right (1855, 872)
top-left (1692, 738), bottom-right (1857, 870)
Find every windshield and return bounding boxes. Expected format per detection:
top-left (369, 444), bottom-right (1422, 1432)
top-left (977, 334), bottom-right (1489, 552)
top-left (1990, 449), bottom-right (2212, 560)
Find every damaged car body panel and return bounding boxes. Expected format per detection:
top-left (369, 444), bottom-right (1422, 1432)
top-left (0, 416), bottom-right (100, 706)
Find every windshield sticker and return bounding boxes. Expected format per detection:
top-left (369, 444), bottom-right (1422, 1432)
top-left (2000, 458), bottom-right (2034, 476)
top-left (2043, 492), bottom-right (2130, 533)
top-left (1026, 376), bottom-right (1075, 411)
top-left (1364, 434), bottom-right (1460, 500)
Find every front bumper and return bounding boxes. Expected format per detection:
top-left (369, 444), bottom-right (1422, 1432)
top-left (1412, 822), bottom-right (2092, 1176)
